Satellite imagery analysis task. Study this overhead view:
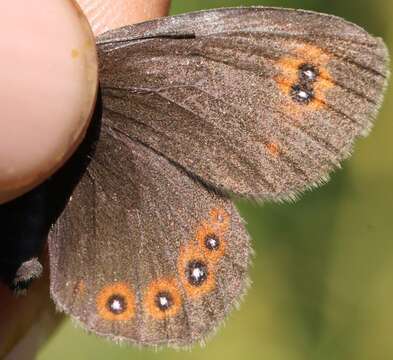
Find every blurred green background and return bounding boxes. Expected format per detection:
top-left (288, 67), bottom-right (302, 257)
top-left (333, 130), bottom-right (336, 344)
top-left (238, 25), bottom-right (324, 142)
top-left (38, 1), bottom-right (393, 359)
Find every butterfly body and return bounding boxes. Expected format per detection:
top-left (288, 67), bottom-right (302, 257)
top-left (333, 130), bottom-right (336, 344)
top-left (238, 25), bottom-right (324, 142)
top-left (1, 6), bottom-right (388, 347)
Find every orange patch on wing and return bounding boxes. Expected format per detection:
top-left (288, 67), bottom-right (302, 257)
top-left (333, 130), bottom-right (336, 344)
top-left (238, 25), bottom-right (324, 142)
top-left (274, 43), bottom-right (334, 116)
top-left (196, 221), bottom-right (226, 263)
top-left (177, 245), bottom-right (215, 299)
top-left (275, 57), bottom-right (304, 94)
top-left (209, 207), bottom-right (231, 232)
top-left (73, 280), bottom-right (86, 297)
top-left (265, 142), bottom-right (280, 157)
top-left (300, 45), bottom-right (331, 64)
top-left (96, 282), bottom-right (135, 321)
top-left (144, 278), bottom-right (182, 320)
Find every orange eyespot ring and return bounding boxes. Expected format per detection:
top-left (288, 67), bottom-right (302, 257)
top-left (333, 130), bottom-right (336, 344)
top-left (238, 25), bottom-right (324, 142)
top-left (177, 245), bottom-right (215, 299)
top-left (196, 222), bottom-right (226, 263)
top-left (144, 278), bottom-right (182, 320)
top-left (209, 207), bottom-right (230, 232)
top-left (96, 282), bottom-right (136, 321)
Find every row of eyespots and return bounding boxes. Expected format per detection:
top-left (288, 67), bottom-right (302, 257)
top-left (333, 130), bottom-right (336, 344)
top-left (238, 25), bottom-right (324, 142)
top-left (273, 43), bottom-right (334, 112)
top-left (290, 63), bottom-right (320, 104)
top-left (96, 280), bottom-right (183, 322)
top-left (177, 207), bottom-right (230, 300)
top-left (95, 207), bottom-right (230, 321)
top-left (265, 43), bottom-right (335, 157)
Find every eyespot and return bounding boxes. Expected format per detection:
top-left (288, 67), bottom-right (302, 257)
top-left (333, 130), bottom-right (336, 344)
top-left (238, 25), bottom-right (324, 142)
top-left (298, 63), bottom-right (319, 83)
top-left (186, 260), bottom-right (208, 286)
top-left (205, 234), bottom-right (220, 251)
top-left (107, 295), bottom-right (127, 315)
top-left (178, 245), bottom-right (215, 298)
top-left (144, 278), bottom-right (182, 319)
top-left (290, 84), bottom-right (314, 104)
top-left (96, 282), bottom-right (135, 321)
top-left (156, 291), bottom-right (173, 311)
top-left (209, 207), bottom-right (230, 231)
top-left (196, 222), bottom-right (226, 263)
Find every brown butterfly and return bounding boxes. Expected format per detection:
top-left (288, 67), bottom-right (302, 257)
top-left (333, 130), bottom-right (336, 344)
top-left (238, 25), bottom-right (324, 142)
top-left (0, 7), bottom-right (389, 347)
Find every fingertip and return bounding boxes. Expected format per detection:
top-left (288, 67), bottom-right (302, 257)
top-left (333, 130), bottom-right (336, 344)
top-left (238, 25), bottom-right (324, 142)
top-left (0, 0), bottom-right (98, 204)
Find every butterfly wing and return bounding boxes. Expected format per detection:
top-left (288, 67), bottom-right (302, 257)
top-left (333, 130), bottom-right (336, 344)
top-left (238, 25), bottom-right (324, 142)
top-left (49, 6), bottom-right (389, 346)
top-left (48, 117), bottom-right (250, 346)
top-left (97, 7), bottom-right (389, 200)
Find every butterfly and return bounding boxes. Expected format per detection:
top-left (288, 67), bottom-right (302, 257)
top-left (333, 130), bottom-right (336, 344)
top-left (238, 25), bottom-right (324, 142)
top-left (0, 6), bottom-right (389, 347)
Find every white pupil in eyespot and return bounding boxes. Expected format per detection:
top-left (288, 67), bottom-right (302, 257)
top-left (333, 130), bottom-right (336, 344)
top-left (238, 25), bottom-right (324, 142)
top-left (192, 267), bottom-right (204, 280)
top-left (298, 90), bottom-right (310, 99)
top-left (303, 69), bottom-right (315, 80)
top-left (159, 296), bottom-right (169, 307)
top-left (110, 299), bottom-right (123, 312)
top-left (208, 238), bottom-right (217, 247)
top-left (187, 260), bottom-right (208, 286)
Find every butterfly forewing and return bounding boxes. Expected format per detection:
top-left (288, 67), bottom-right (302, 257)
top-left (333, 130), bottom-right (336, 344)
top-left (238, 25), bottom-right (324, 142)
top-left (98, 6), bottom-right (389, 200)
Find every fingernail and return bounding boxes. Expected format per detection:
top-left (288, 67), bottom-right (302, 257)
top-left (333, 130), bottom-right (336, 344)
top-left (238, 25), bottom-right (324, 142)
top-left (0, 0), bottom-right (98, 204)
top-left (77, 0), bottom-right (171, 35)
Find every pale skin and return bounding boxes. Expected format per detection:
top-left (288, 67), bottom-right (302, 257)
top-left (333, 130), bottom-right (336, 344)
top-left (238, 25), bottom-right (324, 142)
top-left (0, 0), bottom-right (170, 357)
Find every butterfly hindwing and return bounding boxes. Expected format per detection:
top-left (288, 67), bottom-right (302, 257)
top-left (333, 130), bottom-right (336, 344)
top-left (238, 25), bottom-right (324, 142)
top-left (48, 120), bottom-right (250, 346)
top-left (97, 6), bottom-right (389, 200)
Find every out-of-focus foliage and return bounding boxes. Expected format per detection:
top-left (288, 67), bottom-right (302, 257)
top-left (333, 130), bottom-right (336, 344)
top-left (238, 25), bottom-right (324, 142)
top-left (38, 1), bottom-right (393, 359)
